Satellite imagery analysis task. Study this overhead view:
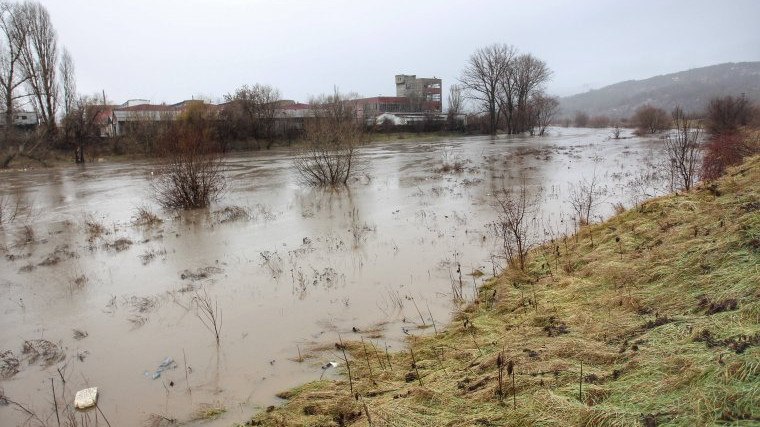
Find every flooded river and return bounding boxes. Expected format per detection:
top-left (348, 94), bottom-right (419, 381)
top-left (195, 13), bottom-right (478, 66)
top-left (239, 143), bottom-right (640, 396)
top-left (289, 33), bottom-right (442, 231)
top-left (0, 128), bottom-right (667, 425)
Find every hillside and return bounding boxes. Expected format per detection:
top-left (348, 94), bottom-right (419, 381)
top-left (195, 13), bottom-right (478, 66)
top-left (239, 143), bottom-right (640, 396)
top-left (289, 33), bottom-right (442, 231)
top-left (247, 156), bottom-right (760, 426)
top-left (559, 62), bottom-right (760, 119)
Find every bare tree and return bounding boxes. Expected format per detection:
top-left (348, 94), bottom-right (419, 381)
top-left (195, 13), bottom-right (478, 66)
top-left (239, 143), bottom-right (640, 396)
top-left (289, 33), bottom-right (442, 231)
top-left (293, 88), bottom-right (364, 186)
top-left (59, 46), bottom-right (74, 115)
top-left (529, 92), bottom-right (558, 136)
top-left (664, 106), bottom-right (701, 191)
top-left (446, 83), bottom-right (465, 130)
top-left (18, 0), bottom-right (58, 134)
top-left (510, 54), bottom-right (552, 134)
top-left (459, 43), bottom-right (515, 135)
top-left (0, 1), bottom-right (28, 143)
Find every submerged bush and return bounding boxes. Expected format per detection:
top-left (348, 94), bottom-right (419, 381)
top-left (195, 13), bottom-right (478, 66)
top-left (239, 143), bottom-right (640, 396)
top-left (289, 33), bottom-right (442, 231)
top-left (151, 102), bottom-right (226, 209)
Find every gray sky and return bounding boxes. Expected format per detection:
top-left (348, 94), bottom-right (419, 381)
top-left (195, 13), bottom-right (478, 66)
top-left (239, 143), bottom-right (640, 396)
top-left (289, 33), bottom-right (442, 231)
top-left (42, 0), bottom-right (760, 105)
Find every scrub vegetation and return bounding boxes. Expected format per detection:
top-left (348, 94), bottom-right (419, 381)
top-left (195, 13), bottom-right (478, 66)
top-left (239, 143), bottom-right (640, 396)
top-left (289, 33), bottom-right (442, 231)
top-left (246, 156), bottom-right (760, 426)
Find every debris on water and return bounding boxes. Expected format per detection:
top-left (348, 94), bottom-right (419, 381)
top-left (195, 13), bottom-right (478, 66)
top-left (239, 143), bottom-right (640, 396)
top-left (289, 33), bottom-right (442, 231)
top-left (74, 387), bottom-right (98, 409)
top-left (143, 357), bottom-right (177, 380)
top-left (322, 361), bottom-right (338, 370)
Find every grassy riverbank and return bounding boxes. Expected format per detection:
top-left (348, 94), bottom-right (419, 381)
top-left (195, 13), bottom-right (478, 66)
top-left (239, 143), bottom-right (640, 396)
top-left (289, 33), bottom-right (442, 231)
top-left (246, 156), bottom-right (760, 426)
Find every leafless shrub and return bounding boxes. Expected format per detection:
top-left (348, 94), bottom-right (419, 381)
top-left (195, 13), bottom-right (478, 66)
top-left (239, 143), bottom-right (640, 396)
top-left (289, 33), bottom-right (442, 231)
top-left (665, 106), bottom-right (702, 191)
top-left (22, 339), bottom-right (65, 365)
top-left (293, 88), bottom-right (364, 186)
top-left (127, 295), bottom-right (158, 313)
top-left (568, 171), bottom-right (607, 226)
top-left (215, 205), bottom-right (250, 223)
top-left (151, 103), bottom-right (227, 209)
top-left (151, 155), bottom-right (226, 209)
top-left (15, 224), bottom-right (35, 246)
top-left (84, 214), bottom-right (107, 241)
top-left (132, 205), bottom-right (163, 226)
top-left (611, 124), bottom-right (622, 140)
top-left (612, 202), bottom-right (626, 215)
top-left (252, 203), bottom-right (276, 221)
top-left (69, 274), bottom-right (88, 292)
top-left (139, 248), bottom-right (167, 265)
top-left (104, 237), bottom-right (133, 252)
top-left (1, 350), bottom-right (20, 378)
top-left (72, 329), bottom-right (88, 340)
top-left (438, 147), bottom-right (466, 173)
top-left (260, 251), bottom-right (283, 278)
top-left (180, 266), bottom-right (223, 281)
top-left (491, 180), bottom-right (539, 271)
top-left (349, 209), bottom-right (375, 248)
top-left (0, 193), bottom-right (21, 225)
top-left (193, 289), bottom-right (222, 345)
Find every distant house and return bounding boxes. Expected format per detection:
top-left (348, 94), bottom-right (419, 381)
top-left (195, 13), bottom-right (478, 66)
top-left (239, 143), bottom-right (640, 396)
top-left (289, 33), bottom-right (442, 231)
top-left (0, 110), bottom-right (39, 128)
top-left (111, 99), bottom-right (220, 136)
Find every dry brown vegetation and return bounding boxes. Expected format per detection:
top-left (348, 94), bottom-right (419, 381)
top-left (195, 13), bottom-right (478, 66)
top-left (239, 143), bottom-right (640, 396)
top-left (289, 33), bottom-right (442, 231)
top-left (247, 156), bottom-right (760, 426)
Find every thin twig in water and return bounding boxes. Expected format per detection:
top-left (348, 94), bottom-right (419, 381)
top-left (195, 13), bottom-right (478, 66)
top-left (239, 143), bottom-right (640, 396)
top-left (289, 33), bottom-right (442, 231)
top-left (183, 348), bottom-right (191, 394)
top-left (425, 301), bottom-right (437, 334)
top-left (410, 297), bottom-right (426, 326)
top-left (193, 289), bottom-right (222, 345)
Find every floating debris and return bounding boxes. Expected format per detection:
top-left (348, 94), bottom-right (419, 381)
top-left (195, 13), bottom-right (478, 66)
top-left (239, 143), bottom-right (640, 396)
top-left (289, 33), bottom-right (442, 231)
top-left (144, 357), bottom-right (176, 380)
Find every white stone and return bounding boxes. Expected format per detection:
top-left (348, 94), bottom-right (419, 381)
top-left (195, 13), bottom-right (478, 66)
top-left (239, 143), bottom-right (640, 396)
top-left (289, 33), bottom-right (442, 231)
top-left (74, 387), bottom-right (98, 409)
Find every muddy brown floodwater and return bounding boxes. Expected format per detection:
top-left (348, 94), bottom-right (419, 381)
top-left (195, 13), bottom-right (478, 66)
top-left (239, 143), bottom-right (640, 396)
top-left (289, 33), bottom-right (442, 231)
top-left (0, 128), bottom-right (668, 425)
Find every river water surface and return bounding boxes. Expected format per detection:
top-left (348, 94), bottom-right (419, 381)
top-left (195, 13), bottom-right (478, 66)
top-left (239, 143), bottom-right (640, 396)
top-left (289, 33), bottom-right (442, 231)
top-left (0, 128), bottom-right (667, 425)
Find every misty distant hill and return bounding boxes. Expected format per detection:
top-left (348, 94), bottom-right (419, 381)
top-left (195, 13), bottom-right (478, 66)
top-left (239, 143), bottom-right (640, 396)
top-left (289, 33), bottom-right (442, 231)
top-left (558, 62), bottom-right (760, 119)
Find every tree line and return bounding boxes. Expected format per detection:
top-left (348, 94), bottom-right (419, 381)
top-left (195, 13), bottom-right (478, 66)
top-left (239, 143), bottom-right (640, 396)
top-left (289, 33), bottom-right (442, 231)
top-left (458, 43), bottom-right (558, 136)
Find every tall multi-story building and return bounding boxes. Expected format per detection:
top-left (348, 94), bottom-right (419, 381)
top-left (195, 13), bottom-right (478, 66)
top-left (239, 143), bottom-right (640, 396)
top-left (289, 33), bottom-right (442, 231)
top-left (394, 74), bottom-right (442, 112)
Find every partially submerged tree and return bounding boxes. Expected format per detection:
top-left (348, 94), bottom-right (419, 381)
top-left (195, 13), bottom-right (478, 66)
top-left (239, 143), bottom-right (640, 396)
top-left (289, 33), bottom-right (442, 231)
top-left (459, 44), bottom-right (553, 135)
top-left (664, 106), bottom-right (701, 191)
top-left (151, 102), bottom-right (226, 209)
top-left (459, 43), bottom-right (515, 135)
top-left (293, 88), bottom-right (364, 186)
top-left (509, 53), bottom-right (552, 134)
top-left (632, 104), bottom-right (669, 134)
top-left (529, 92), bottom-right (558, 136)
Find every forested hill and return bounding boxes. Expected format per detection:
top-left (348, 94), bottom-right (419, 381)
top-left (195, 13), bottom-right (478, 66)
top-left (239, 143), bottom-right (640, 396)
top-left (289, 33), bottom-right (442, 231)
top-left (559, 62), bottom-right (760, 119)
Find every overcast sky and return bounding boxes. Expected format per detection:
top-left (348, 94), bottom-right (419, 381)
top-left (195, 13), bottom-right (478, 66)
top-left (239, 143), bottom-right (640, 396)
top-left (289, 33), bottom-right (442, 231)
top-left (40, 0), bottom-right (760, 105)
